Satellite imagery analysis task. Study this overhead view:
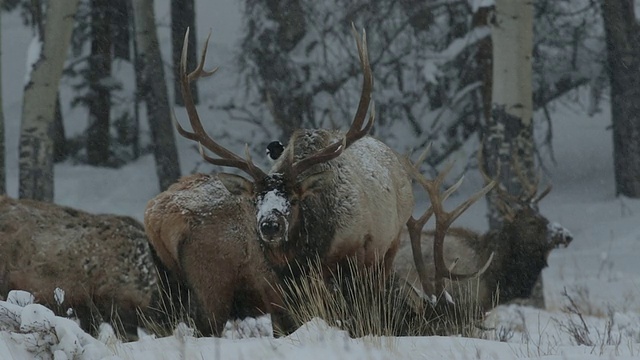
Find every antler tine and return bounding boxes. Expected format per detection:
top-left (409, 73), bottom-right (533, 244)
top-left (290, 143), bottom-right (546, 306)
top-left (408, 150), bottom-right (497, 298)
top-left (533, 184), bottom-right (552, 204)
top-left (290, 25), bottom-right (375, 177)
top-left (406, 145), bottom-right (436, 300)
top-left (344, 23), bottom-right (374, 147)
top-left (291, 138), bottom-right (347, 178)
top-left (175, 28), bottom-right (267, 181)
top-left (186, 30), bottom-right (218, 82)
top-left (431, 177), bottom-right (496, 293)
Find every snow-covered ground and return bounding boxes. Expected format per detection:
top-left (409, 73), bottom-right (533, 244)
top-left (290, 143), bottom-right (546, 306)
top-left (2, 1), bottom-right (640, 359)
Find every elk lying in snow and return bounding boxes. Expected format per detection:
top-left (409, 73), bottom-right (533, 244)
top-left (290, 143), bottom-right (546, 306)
top-left (173, 26), bottom-right (413, 286)
top-left (144, 173), bottom-right (292, 336)
top-left (394, 159), bottom-right (573, 312)
top-left (0, 196), bottom-right (157, 335)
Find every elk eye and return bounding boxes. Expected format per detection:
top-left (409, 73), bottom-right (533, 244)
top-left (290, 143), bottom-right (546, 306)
top-left (290, 198), bottom-right (299, 206)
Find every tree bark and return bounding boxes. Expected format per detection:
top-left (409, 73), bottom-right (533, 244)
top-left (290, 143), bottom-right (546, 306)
top-left (86, 0), bottom-right (113, 166)
top-left (19, 0), bottom-right (80, 201)
top-left (482, 0), bottom-right (541, 308)
top-left (171, 0), bottom-right (198, 106)
top-left (128, 0), bottom-right (140, 159)
top-left (133, 0), bottom-right (181, 191)
top-left (482, 0), bottom-right (535, 228)
top-left (52, 95), bottom-right (67, 163)
top-left (601, 0), bottom-right (640, 197)
top-left (0, 0), bottom-right (4, 195)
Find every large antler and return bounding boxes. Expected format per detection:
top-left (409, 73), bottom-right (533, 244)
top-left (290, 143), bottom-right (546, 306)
top-left (290, 24), bottom-right (375, 177)
top-left (479, 150), bottom-right (552, 216)
top-left (174, 28), bottom-right (267, 181)
top-left (407, 147), bottom-right (496, 302)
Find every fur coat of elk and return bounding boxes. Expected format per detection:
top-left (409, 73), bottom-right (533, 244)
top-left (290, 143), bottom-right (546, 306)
top-left (172, 26), bottom-right (414, 287)
top-left (394, 158), bottom-right (573, 312)
top-left (144, 173), bottom-right (291, 336)
top-left (0, 196), bottom-right (157, 335)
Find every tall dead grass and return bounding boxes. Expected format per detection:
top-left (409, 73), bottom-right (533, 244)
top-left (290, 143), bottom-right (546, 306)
top-left (275, 256), bottom-right (490, 338)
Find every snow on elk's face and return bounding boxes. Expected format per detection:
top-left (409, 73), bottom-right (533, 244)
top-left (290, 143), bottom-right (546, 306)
top-left (254, 171), bottom-right (331, 246)
top-left (509, 204), bottom-right (573, 260)
top-left (256, 174), bottom-right (292, 244)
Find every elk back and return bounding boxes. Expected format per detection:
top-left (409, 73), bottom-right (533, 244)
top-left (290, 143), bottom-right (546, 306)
top-left (0, 196), bottom-right (156, 334)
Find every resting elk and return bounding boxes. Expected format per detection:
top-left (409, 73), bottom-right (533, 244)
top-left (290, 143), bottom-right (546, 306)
top-left (394, 155), bottom-right (573, 312)
top-left (173, 26), bottom-right (413, 291)
top-left (0, 196), bottom-right (157, 337)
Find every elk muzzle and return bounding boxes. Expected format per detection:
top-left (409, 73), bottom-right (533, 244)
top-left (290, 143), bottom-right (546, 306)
top-left (259, 212), bottom-right (288, 244)
top-left (256, 189), bottom-right (291, 245)
top-left (547, 221), bottom-right (573, 248)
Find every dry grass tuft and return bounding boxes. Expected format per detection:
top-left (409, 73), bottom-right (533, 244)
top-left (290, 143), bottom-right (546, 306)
top-left (275, 256), bottom-right (494, 338)
top-left (276, 256), bottom-right (421, 337)
top-left (137, 271), bottom-right (203, 339)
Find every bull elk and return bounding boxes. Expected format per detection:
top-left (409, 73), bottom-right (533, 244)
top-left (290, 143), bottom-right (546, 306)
top-left (0, 196), bottom-right (157, 336)
top-left (144, 173), bottom-right (291, 336)
top-left (173, 26), bottom-right (414, 288)
top-left (395, 155), bottom-right (573, 312)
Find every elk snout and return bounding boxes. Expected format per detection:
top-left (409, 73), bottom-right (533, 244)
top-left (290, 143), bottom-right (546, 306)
top-left (548, 222), bottom-right (573, 248)
top-left (258, 214), bottom-right (288, 244)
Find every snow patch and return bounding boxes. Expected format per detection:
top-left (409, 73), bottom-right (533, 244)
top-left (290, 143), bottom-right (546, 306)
top-left (0, 293), bottom-right (117, 359)
top-left (7, 291), bottom-right (35, 308)
top-left (256, 189), bottom-right (290, 222)
top-left (548, 221), bottom-right (573, 246)
top-left (54, 288), bottom-right (65, 306)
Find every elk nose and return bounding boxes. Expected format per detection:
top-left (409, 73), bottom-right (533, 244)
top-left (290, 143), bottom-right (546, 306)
top-left (260, 221), bottom-right (281, 239)
top-left (564, 233), bottom-right (573, 246)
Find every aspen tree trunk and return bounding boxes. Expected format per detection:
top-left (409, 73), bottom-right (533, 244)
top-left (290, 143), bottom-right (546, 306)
top-left (482, 0), bottom-right (535, 228)
top-left (601, 0), bottom-right (640, 197)
top-left (0, 0), bottom-right (4, 195)
top-left (133, 0), bottom-right (181, 191)
top-left (19, 0), bottom-right (80, 201)
top-left (481, 0), bottom-right (543, 307)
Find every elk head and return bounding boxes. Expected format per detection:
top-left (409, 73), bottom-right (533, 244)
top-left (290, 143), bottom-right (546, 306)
top-left (495, 182), bottom-right (573, 259)
top-left (174, 26), bottom-right (374, 248)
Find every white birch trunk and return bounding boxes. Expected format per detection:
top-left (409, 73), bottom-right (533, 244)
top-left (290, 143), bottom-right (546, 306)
top-left (491, 0), bottom-right (533, 128)
top-left (483, 0), bottom-right (535, 228)
top-left (483, 0), bottom-right (542, 308)
top-left (19, 0), bottom-right (80, 201)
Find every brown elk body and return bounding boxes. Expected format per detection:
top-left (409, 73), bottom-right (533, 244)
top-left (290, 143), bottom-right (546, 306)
top-left (0, 195), bottom-right (157, 335)
top-left (172, 27), bottom-right (413, 285)
top-left (395, 197), bottom-right (573, 311)
top-left (144, 173), bottom-right (290, 336)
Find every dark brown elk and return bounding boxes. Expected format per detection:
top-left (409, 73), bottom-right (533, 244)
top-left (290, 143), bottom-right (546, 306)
top-left (395, 158), bottom-right (573, 311)
top-left (144, 173), bottom-right (291, 336)
top-left (0, 195), bottom-right (157, 336)
top-left (173, 26), bottom-right (414, 285)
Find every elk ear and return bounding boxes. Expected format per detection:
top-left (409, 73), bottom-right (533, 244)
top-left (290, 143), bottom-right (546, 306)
top-left (299, 170), bottom-right (333, 199)
top-left (218, 173), bottom-right (254, 196)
